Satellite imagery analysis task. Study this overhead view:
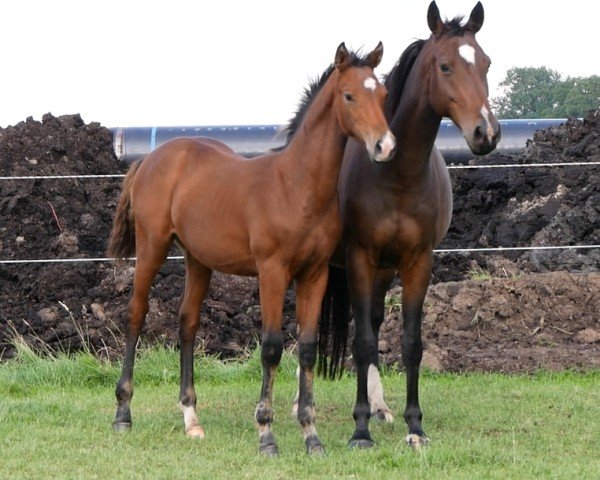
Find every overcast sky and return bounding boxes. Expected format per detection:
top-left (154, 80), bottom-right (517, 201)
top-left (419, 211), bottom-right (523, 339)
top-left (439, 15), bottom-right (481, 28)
top-left (1, 0), bottom-right (598, 128)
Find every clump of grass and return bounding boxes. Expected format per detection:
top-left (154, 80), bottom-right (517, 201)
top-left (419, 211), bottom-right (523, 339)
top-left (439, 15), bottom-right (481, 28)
top-left (384, 292), bottom-right (402, 313)
top-left (467, 267), bottom-right (493, 281)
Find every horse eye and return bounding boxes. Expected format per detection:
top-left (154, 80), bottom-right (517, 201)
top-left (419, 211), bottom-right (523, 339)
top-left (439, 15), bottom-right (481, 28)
top-left (440, 64), bottom-right (451, 74)
top-left (344, 93), bottom-right (354, 102)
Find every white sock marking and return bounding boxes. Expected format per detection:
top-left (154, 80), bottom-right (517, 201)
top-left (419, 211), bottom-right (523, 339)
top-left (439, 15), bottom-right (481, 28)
top-left (458, 44), bottom-right (476, 65)
top-left (368, 364), bottom-right (384, 407)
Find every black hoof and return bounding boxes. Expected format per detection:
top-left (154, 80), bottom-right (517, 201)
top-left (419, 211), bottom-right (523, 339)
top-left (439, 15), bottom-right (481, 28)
top-left (305, 435), bottom-right (325, 455)
top-left (348, 438), bottom-right (374, 449)
top-left (112, 421), bottom-right (132, 432)
top-left (259, 444), bottom-right (279, 457)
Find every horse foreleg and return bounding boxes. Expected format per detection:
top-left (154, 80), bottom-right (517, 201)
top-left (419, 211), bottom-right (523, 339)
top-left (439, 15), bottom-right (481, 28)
top-left (178, 256), bottom-right (212, 439)
top-left (254, 264), bottom-right (288, 456)
top-left (399, 252), bottom-right (433, 448)
top-left (368, 268), bottom-right (396, 423)
top-left (345, 246), bottom-right (378, 448)
top-left (113, 238), bottom-right (169, 431)
top-left (293, 268), bottom-right (328, 455)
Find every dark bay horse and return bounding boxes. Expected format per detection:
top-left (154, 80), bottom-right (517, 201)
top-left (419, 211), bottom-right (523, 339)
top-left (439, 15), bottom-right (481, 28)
top-left (318, 2), bottom-right (501, 449)
top-left (107, 42), bottom-right (395, 455)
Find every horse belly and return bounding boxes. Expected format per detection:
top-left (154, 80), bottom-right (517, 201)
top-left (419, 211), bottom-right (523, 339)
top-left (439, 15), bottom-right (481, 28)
top-left (174, 201), bottom-right (258, 275)
top-left (185, 233), bottom-right (258, 276)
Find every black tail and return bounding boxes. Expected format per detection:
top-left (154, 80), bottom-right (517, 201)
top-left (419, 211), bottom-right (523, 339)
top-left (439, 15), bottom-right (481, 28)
top-left (317, 265), bottom-right (352, 379)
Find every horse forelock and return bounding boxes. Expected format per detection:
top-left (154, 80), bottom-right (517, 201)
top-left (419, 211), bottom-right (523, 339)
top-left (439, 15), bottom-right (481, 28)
top-left (283, 50), bottom-right (372, 144)
top-left (441, 16), bottom-right (468, 36)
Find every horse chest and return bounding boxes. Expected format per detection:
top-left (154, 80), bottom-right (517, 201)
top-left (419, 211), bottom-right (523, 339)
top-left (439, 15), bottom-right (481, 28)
top-left (374, 213), bottom-right (429, 269)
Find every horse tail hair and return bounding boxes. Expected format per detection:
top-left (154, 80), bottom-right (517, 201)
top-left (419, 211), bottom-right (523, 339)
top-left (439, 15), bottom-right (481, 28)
top-left (317, 265), bottom-right (351, 380)
top-left (106, 161), bottom-right (142, 260)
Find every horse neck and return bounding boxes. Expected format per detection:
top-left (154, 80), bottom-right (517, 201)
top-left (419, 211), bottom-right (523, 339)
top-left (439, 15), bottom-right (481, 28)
top-left (281, 78), bottom-right (346, 202)
top-left (389, 48), bottom-right (442, 178)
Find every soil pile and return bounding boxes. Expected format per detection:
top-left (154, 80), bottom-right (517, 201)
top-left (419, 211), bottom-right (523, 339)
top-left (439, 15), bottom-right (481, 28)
top-left (436, 111), bottom-right (599, 282)
top-left (1, 111), bottom-right (598, 372)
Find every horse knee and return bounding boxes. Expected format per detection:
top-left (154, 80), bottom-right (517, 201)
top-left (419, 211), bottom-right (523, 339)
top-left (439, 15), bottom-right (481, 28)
top-left (352, 337), bottom-right (378, 365)
top-left (261, 332), bottom-right (283, 367)
top-left (298, 340), bottom-right (317, 370)
top-left (178, 312), bottom-right (200, 341)
top-left (401, 335), bottom-right (423, 365)
top-left (127, 298), bottom-right (149, 329)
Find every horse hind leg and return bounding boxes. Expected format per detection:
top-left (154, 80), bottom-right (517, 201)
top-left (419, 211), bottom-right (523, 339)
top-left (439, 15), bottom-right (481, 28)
top-left (113, 233), bottom-right (171, 431)
top-left (178, 255), bottom-right (212, 439)
top-left (293, 269), bottom-right (329, 455)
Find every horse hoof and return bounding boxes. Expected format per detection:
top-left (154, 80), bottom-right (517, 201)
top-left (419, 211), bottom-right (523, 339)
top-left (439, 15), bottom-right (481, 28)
top-left (405, 433), bottom-right (429, 449)
top-left (112, 421), bottom-right (132, 432)
top-left (348, 438), bottom-right (374, 449)
top-left (306, 439), bottom-right (325, 456)
top-left (185, 425), bottom-right (206, 439)
top-left (307, 444), bottom-right (326, 456)
top-left (259, 444), bottom-right (279, 457)
top-left (372, 408), bottom-right (394, 423)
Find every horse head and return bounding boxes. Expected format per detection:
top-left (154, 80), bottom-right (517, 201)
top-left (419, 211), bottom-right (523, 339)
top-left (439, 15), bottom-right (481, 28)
top-left (425, 1), bottom-right (500, 155)
top-left (332, 42), bottom-right (396, 163)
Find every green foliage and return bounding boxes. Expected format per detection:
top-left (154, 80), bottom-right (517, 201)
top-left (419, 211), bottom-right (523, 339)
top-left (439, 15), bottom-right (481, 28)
top-left (492, 67), bottom-right (600, 118)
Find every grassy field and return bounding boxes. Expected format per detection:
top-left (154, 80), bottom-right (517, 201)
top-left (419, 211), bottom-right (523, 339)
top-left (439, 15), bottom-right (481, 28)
top-left (1, 342), bottom-right (599, 480)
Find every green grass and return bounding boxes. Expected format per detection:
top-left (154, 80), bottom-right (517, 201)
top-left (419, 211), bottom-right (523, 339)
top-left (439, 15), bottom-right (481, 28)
top-left (467, 267), bottom-right (493, 281)
top-left (1, 343), bottom-right (599, 479)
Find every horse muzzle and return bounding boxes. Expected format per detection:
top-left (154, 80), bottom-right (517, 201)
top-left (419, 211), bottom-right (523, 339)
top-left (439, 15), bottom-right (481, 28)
top-left (368, 131), bottom-right (396, 163)
top-left (465, 117), bottom-right (501, 156)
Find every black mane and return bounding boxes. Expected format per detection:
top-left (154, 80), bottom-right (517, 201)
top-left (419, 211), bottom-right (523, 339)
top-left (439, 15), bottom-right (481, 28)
top-left (384, 16), bottom-right (468, 118)
top-left (384, 40), bottom-right (426, 119)
top-left (283, 50), bottom-right (373, 144)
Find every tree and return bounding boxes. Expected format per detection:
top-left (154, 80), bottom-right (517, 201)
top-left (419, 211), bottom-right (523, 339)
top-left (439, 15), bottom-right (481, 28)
top-left (560, 76), bottom-right (600, 117)
top-left (491, 67), bottom-right (600, 119)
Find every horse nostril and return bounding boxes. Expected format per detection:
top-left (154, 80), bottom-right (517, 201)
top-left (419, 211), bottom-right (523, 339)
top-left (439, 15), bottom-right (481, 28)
top-left (474, 125), bottom-right (485, 141)
top-left (375, 140), bottom-right (383, 155)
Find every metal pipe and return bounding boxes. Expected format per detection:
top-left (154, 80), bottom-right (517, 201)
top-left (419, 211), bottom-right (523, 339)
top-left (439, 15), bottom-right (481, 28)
top-left (110, 118), bottom-right (568, 163)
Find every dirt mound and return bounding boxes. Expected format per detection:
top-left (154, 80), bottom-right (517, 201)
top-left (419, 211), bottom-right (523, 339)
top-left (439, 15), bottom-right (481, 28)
top-left (1, 111), bottom-right (599, 373)
top-left (435, 110), bottom-right (600, 283)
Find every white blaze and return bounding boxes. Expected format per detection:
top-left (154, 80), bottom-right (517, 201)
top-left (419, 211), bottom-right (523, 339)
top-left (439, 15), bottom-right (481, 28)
top-left (480, 105), bottom-right (494, 141)
top-left (364, 77), bottom-right (377, 91)
top-left (458, 44), bottom-right (476, 65)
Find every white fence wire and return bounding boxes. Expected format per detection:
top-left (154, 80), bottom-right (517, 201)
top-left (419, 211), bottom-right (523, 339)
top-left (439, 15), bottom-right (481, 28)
top-left (1, 161), bottom-right (598, 265)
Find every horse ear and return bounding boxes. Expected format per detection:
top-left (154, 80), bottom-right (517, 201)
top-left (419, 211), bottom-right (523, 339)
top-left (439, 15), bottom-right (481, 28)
top-left (427, 1), bottom-right (444, 36)
top-left (366, 41), bottom-right (384, 69)
top-left (335, 42), bottom-right (351, 71)
top-left (465, 1), bottom-right (484, 33)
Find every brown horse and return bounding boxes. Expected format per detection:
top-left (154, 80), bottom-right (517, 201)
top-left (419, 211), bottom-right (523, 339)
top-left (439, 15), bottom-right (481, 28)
top-left (318, 2), bottom-right (501, 449)
top-left (107, 42), bottom-right (395, 455)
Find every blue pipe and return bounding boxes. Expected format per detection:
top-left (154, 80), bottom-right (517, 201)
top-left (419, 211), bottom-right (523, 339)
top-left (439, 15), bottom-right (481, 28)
top-left (110, 119), bottom-right (568, 163)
